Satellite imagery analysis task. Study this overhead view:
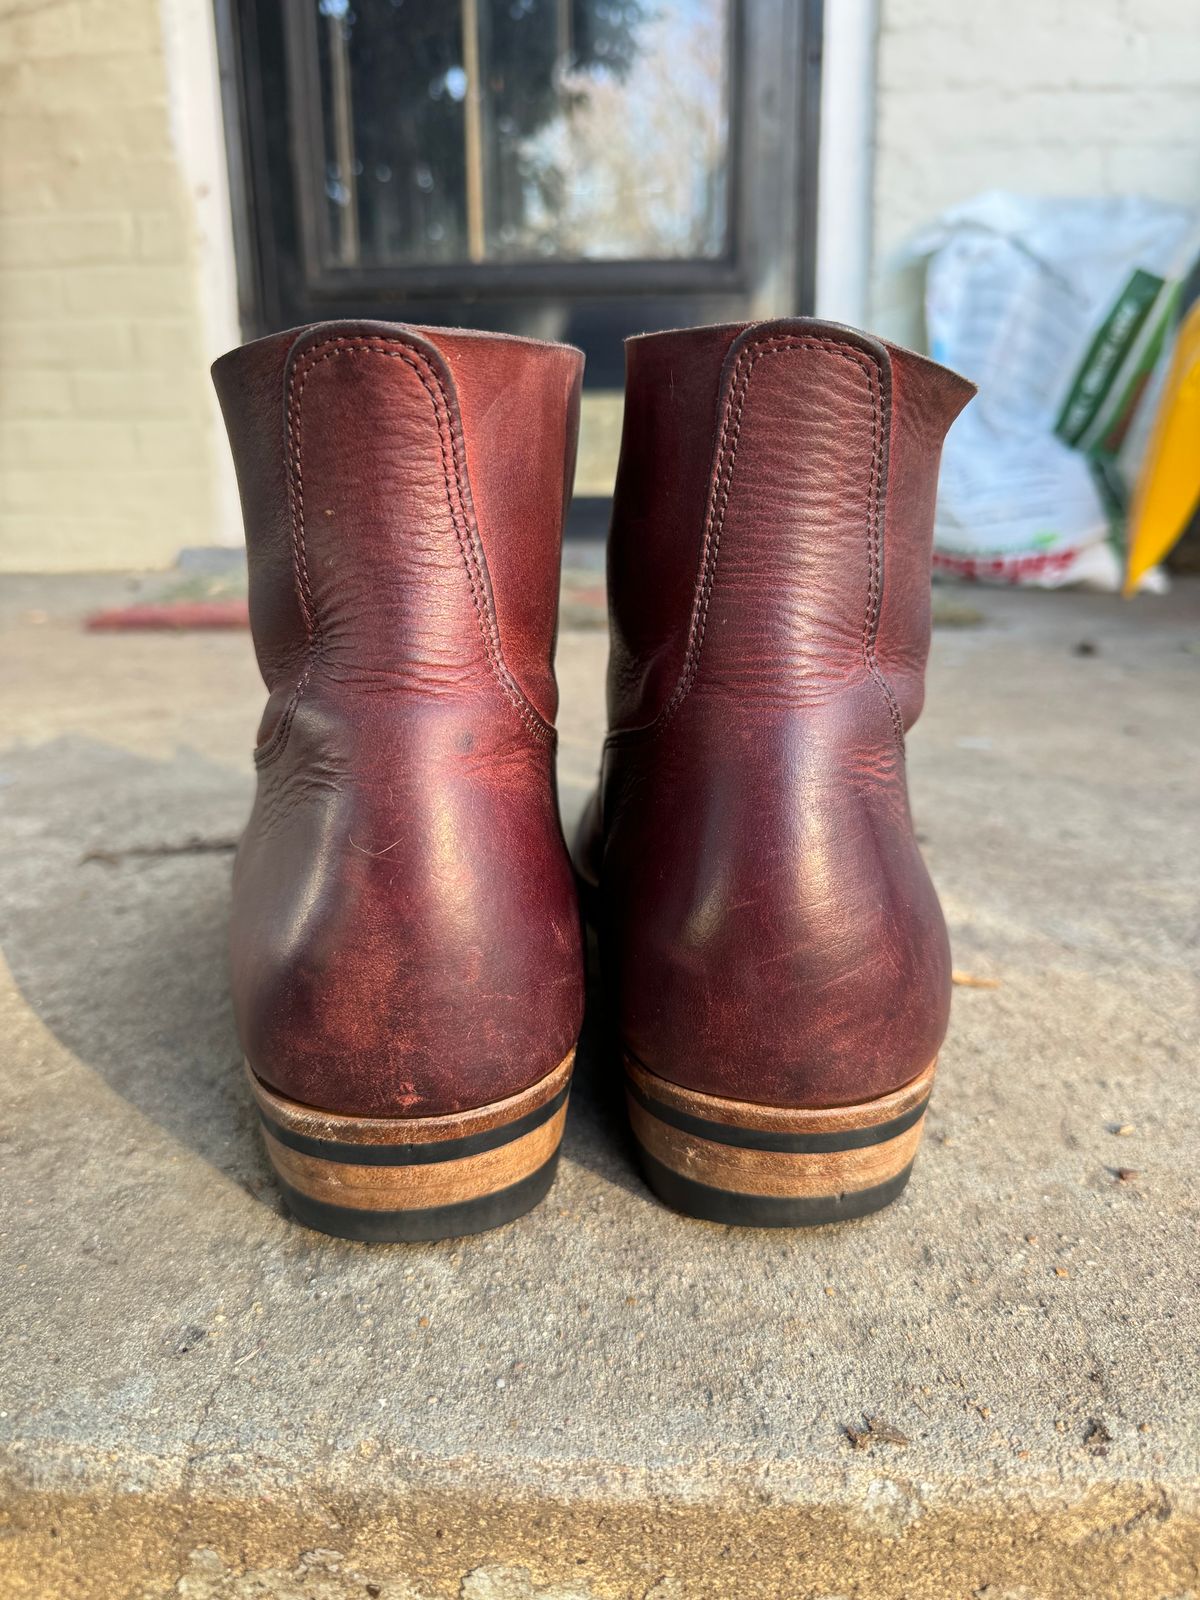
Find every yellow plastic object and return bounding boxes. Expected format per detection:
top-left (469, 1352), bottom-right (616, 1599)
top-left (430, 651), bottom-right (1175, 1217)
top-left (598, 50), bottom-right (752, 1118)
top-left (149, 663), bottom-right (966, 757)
top-left (1124, 298), bottom-right (1200, 596)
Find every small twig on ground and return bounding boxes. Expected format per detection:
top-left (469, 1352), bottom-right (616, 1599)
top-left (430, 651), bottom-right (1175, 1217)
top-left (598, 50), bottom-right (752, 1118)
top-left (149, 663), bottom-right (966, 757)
top-left (844, 1416), bottom-right (909, 1450)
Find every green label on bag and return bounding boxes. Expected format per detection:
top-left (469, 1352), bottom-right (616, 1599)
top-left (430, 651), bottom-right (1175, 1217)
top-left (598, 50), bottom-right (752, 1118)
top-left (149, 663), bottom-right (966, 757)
top-left (1055, 268), bottom-right (1165, 447)
top-left (1081, 283), bottom-right (1180, 460)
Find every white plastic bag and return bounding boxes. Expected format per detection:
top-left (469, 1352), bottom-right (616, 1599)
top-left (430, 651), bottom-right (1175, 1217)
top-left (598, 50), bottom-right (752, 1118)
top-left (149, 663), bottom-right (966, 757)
top-left (913, 192), bottom-right (1200, 589)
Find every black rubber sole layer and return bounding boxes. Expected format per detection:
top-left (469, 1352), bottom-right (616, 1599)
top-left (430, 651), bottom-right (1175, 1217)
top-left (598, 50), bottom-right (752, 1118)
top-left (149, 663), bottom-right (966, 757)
top-left (275, 1152), bottom-right (561, 1243)
top-left (636, 1148), bottom-right (915, 1228)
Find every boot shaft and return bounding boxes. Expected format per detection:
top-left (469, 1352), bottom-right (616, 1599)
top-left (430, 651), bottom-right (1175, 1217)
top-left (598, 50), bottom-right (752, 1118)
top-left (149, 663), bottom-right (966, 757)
top-left (213, 322), bottom-right (582, 747)
top-left (606, 319), bottom-right (973, 737)
top-left (213, 321), bottom-right (585, 1129)
top-left (596, 319), bottom-right (973, 1115)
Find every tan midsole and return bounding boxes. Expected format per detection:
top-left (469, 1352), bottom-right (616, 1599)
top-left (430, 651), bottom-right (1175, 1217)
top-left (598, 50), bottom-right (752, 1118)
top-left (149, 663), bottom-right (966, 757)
top-left (262, 1104), bottom-right (568, 1212)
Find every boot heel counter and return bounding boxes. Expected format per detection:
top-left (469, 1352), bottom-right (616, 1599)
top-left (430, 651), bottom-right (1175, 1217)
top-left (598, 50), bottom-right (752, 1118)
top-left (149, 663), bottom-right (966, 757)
top-left (233, 718), bottom-right (583, 1120)
top-left (604, 696), bottom-right (951, 1111)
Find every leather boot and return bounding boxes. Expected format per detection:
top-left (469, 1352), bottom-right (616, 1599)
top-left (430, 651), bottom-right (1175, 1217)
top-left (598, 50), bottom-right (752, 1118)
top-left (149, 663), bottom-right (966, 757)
top-left (213, 321), bottom-right (584, 1241)
top-left (576, 319), bottom-right (974, 1226)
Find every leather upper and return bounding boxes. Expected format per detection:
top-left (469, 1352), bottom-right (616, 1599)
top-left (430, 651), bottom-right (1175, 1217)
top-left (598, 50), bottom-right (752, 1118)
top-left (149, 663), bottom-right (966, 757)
top-left (213, 321), bottom-right (584, 1118)
top-left (583, 320), bottom-right (974, 1110)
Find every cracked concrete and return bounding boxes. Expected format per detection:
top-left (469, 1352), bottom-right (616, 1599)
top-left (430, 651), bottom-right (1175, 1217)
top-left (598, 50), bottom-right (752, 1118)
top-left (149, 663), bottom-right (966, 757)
top-left (0, 574), bottom-right (1198, 1598)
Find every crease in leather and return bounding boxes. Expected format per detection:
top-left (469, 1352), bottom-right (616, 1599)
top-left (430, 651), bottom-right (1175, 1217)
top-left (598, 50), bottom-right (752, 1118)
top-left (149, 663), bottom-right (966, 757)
top-left (605, 326), bottom-right (903, 750)
top-left (257, 330), bottom-right (555, 769)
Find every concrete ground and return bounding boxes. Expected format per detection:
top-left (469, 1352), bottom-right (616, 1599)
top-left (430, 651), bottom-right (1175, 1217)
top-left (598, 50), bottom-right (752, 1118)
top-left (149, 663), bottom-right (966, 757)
top-left (0, 571), bottom-right (1197, 1599)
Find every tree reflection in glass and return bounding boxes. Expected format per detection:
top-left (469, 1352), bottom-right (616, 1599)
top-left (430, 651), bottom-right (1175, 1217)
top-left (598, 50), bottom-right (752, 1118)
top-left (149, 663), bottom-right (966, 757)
top-left (314, 0), bottom-right (732, 269)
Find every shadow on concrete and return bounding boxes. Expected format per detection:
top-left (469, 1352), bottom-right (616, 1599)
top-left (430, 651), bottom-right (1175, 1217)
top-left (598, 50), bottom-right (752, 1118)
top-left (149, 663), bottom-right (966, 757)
top-left (0, 734), bottom-right (272, 1195)
top-left (556, 934), bottom-right (644, 1198)
top-left (0, 733), bottom-right (644, 1211)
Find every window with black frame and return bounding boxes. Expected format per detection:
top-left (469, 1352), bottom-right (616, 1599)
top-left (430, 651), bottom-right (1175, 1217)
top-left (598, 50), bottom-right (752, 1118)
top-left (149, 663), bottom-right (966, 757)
top-left (220, 0), bottom-right (821, 382)
top-left (310, 0), bottom-right (733, 273)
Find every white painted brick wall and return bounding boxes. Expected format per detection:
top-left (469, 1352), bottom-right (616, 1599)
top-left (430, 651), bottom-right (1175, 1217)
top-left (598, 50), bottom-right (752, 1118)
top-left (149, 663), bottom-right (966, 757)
top-left (0, 0), bottom-right (219, 572)
top-left (871, 0), bottom-right (1200, 345)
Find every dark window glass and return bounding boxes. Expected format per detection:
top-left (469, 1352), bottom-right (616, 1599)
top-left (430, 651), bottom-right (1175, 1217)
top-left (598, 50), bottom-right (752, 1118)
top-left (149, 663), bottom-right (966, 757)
top-left (313, 0), bottom-right (733, 270)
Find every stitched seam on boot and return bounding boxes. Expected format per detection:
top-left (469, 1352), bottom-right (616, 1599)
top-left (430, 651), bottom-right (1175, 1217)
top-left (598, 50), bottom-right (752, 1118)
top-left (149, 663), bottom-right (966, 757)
top-left (855, 351), bottom-right (906, 748)
top-left (607, 332), bottom-right (905, 750)
top-left (256, 335), bottom-right (554, 766)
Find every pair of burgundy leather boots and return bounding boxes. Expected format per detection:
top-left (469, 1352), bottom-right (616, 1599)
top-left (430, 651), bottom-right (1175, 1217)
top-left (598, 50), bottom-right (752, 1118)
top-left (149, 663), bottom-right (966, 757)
top-left (213, 318), bottom-right (972, 1243)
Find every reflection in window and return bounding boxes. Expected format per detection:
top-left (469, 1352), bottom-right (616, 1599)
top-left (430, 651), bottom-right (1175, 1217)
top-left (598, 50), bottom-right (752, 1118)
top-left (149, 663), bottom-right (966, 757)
top-left (313, 0), bottom-right (732, 269)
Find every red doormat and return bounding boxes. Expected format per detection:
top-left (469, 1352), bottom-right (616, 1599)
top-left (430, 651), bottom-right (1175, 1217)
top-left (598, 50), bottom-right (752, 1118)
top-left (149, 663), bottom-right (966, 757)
top-left (85, 600), bottom-right (251, 631)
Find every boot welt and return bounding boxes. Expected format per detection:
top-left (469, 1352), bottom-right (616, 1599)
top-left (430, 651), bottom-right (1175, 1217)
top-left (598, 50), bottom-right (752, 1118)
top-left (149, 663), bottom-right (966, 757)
top-left (246, 1048), bottom-right (574, 1242)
